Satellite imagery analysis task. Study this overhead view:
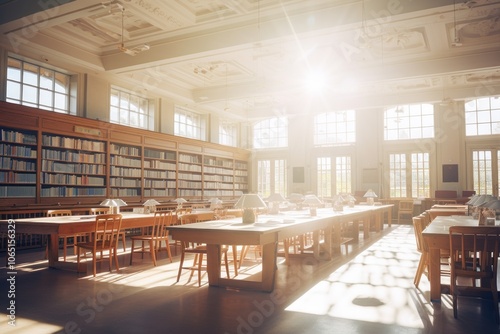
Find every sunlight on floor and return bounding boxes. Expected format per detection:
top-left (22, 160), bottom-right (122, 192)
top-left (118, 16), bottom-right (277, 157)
top-left (285, 226), bottom-right (430, 329)
top-left (3, 318), bottom-right (63, 334)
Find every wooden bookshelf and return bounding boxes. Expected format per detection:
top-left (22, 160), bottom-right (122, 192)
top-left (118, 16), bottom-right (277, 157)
top-left (0, 128), bottom-right (38, 198)
top-left (41, 133), bottom-right (107, 197)
top-left (0, 101), bottom-right (250, 208)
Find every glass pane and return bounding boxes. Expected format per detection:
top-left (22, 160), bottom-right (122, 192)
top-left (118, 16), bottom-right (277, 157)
top-left (6, 81), bottom-right (21, 100)
top-left (39, 69), bottom-right (54, 90)
top-left (54, 93), bottom-right (67, 110)
top-left (476, 97), bottom-right (490, 110)
top-left (54, 72), bottom-right (69, 93)
top-left (23, 63), bottom-right (38, 86)
top-left (22, 85), bottom-right (37, 103)
top-left (129, 111), bottom-right (138, 126)
top-left (39, 89), bottom-right (53, 107)
top-left (7, 58), bottom-right (21, 81)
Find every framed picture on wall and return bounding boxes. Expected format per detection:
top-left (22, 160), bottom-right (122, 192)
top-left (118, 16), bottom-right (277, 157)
top-left (442, 164), bottom-right (458, 182)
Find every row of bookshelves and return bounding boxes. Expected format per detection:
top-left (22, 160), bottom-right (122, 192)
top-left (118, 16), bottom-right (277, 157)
top-left (1, 114), bottom-right (249, 201)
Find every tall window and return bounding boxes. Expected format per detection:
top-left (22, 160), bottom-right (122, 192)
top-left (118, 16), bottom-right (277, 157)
top-left (6, 57), bottom-right (72, 114)
top-left (316, 156), bottom-right (351, 197)
top-left (471, 150), bottom-right (496, 194)
top-left (110, 88), bottom-right (152, 130)
top-left (384, 104), bottom-right (434, 140)
top-left (465, 96), bottom-right (500, 136)
top-left (253, 117), bottom-right (288, 149)
top-left (219, 122), bottom-right (238, 147)
top-left (174, 106), bottom-right (202, 140)
top-left (317, 157), bottom-right (332, 197)
top-left (314, 110), bottom-right (355, 146)
top-left (389, 152), bottom-right (429, 198)
top-left (257, 159), bottom-right (287, 198)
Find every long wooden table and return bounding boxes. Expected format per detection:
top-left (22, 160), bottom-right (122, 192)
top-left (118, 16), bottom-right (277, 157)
top-left (422, 215), bottom-right (499, 302)
top-left (0, 213), bottom-right (155, 272)
top-left (168, 204), bottom-right (392, 292)
top-left (426, 205), bottom-right (468, 221)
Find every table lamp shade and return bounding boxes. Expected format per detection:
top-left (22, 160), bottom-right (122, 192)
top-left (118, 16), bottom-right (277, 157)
top-left (302, 195), bottom-right (322, 216)
top-left (302, 195), bottom-right (322, 206)
top-left (267, 193), bottom-right (286, 202)
top-left (100, 199), bottom-right (127, 214)
top-left (465, 195), bottom-right (479, 205)
top-left (234, 194), bottom-right (267, 224)
top-left (143, 199), bottom-right (160, 213)
top-left (234, 194), bottom-right (267, 209)
top-left (363, 189), bottom-right (377, 205)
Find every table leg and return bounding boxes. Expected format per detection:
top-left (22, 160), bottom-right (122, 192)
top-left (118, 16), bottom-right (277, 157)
top-left (260, 242), bottom-right (277, 292)
top-left (428, 247), bottom-right (441, 302)
top-left (206, 244), bottom-right (222, 287)
top-left (47, 233), bottom-right (59, 267)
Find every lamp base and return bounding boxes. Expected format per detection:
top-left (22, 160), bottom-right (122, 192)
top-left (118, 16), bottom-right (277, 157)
top-left (242, 208), bottom-right (256, 224)
top-left (367, 198), bottom-right (374, 206)
top-left (309, 207), bottom-right (317, 216)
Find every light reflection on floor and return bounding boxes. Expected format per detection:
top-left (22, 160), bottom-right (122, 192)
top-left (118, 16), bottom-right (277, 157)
top-left (285, 226), bottom-right (430, 329)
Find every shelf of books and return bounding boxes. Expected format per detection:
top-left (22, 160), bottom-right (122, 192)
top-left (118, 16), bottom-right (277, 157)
top-left (234, 160), bottom-right (249, 196)
top-left (41, 133), bottom-right (107, 197)
top-left (203, 155), bottom-right (235, 198)
top-left (143, 147), bottom-right (177, 197)
top-left (177, 152), bottom-right (203, 197)
top-left (0, 127), bottom-right (38, 197)
top-left (109, 143), bottom-right (142, 198)
top-left (0, 102), bottom-right (250, 208)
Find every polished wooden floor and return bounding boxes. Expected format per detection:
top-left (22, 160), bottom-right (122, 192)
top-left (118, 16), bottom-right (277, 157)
top-left (1, 224), bottom-right (499, 334)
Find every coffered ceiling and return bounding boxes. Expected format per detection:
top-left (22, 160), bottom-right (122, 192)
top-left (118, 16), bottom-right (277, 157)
top-left (1, 0), bottom-right (500, 121)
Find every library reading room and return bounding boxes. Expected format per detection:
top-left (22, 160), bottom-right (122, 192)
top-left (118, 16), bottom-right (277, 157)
top-left (1, 1), bottom-right (500, 333)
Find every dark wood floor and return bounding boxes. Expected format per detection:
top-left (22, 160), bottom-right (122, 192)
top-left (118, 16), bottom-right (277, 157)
top-left (1, 224), bottom-right (499, 334)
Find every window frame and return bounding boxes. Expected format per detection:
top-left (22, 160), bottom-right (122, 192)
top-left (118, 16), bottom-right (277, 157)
top-left (6, 56), bottom-right (73, 114)
top-left (252, 116), bottom-right (288, 149)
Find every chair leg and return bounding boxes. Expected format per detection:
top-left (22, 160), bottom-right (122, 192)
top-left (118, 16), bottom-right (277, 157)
top-left (414, 253), bottom-right (427, 288)
top-left (113, 247), bottom-right (120, 273)
top-left (129, 239), bottom-right (135, 265)
top-left (224, 251), bottom-right (230, 278)
top-left (197, 254), bottom-right (203, 287)
top-left (231, 246), bottom-right (238, 276)
top-left (150, 239), bottom-right (157, 266)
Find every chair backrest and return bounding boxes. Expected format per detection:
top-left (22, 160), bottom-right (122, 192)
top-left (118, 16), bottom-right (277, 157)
top-left (47, 209), bottom-right (72, 217)
top-left (399, 200), bottom-right (414, 212)
top-left (412, 216), bottom-right (427, 253)
top-left (449, 226), bottom-right (500, 279)
top-left (93, 214), bottom-right (123, 249)
top-left (180, 214), bottom-right (198, 225)
top-left (152, 210), bottom-right (173, 239)
top-left (90, 208), bottom-right (110, 215)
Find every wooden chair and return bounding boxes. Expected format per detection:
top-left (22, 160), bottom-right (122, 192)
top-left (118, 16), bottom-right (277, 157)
top-left (75, 214), bottom-right (123, 277)
top-left (412, 215), bottom-right (450, 288)
top-left (46, 209), bottom-right (88, 261)
top-left (397, 200), bottom-right (414, 224)
top-left (129, 211), bottom-right (173, 266)
top-left (449, 226), bottom-right (500, 323)
top-left (176, 214), bottom-right (230, 286)
top-left (90, 208), bottom-right (126, 252)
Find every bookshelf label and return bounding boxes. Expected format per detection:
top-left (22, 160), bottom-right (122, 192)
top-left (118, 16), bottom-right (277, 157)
top-left (74, 126), bottom-right (102, 136)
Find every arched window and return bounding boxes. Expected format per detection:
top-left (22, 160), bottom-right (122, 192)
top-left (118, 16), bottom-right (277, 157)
top-left (253, 117), bottom-right (288, 149)
top-left (7, 57), bottom-right (72, 114)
